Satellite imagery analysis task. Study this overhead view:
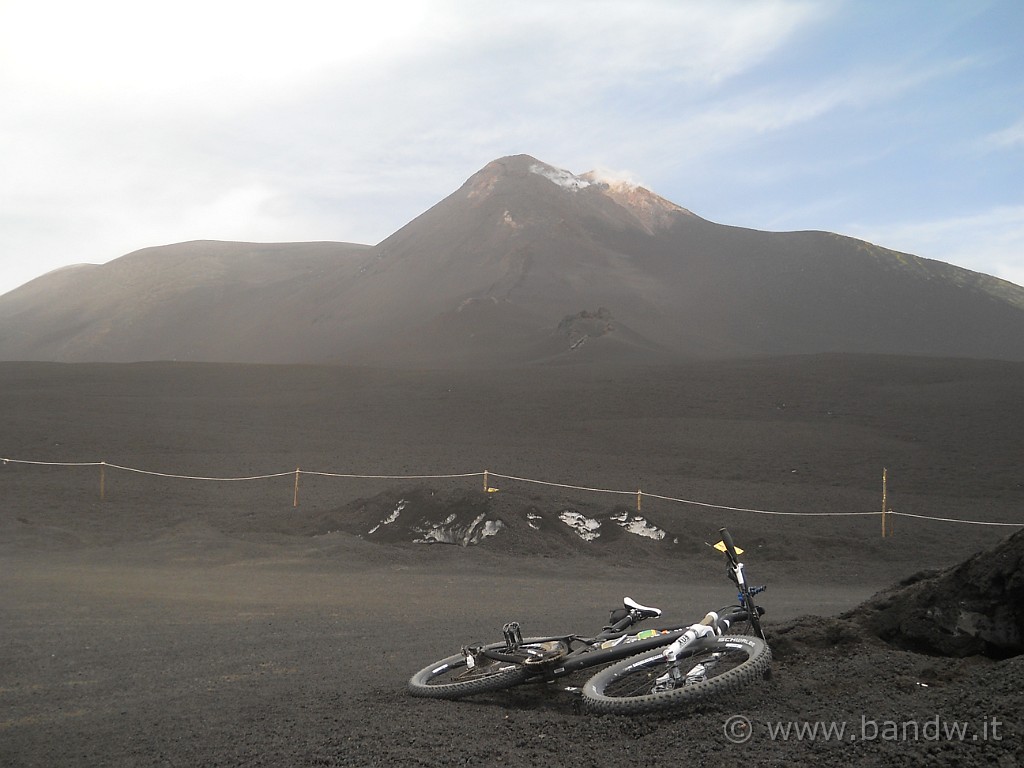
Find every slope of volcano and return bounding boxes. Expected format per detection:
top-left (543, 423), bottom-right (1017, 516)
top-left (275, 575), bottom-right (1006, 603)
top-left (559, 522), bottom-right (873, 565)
top-left (2, 155), bottom-right (1023, 364)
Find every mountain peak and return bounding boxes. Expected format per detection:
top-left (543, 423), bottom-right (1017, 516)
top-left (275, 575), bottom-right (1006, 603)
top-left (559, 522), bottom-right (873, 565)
top-left (462, 154), bottom-right (559, 200)
top-left (462, 155), bottom-right (693, 233)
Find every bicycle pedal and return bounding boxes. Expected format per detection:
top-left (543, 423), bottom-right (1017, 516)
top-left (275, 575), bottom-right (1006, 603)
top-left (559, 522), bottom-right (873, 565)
top-left (502, 621), bottom-right (523, 650)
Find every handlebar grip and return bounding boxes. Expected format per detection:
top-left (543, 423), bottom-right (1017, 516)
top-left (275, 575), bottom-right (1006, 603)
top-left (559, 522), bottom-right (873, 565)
top-left (719, 527), bottom-right (737, 559)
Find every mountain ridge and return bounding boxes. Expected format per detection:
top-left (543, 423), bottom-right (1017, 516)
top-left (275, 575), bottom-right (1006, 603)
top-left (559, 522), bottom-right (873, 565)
top-left (2, 154), bottom-right (1023, 365)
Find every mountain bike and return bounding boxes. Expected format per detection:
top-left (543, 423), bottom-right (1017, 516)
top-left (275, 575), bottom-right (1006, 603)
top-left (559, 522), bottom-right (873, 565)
top-left (408, 527), bottom-right (771, 714)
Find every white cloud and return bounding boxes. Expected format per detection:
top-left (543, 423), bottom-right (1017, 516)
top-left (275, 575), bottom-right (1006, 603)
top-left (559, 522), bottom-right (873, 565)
top-left (982, 116), bottom-right (1024, 150)
top-left (640, 53), bottom-right (975, 171)
top-left (0, 1), bottom-right (433, 104)
top-left (497, 0), bottom-right (820, 90)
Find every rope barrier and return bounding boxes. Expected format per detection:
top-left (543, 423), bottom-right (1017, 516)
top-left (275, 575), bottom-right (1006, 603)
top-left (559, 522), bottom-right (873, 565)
top-left (2, 456), bottom-right (1020, 528)
top-left (890, 511), bottom-right (1023, 527)
top-left (641, 491), bottom-right (881, 517)
top-left (303, 470), bottom-right (484, 480)
top-left (103, 462), bottom-right (296, 482)
top-left (487, 471), bottom-right (636, 497)
top-left (2, 458), bottom-right (103, 467)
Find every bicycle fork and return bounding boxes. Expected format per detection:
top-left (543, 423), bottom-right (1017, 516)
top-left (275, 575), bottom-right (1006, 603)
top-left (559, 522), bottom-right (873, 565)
top-left (653, 617), bottom-right (719, 692)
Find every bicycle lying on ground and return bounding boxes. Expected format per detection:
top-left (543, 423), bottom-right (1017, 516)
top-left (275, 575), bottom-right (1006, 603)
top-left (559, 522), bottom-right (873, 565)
top-left (408, 527), bottom-right (771, 714)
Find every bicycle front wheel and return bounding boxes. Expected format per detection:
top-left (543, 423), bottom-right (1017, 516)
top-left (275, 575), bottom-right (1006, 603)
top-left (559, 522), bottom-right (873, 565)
top-left (408, 642), bottom-right (537, 699)
top-left (582, 635), bottom-right (771, 714)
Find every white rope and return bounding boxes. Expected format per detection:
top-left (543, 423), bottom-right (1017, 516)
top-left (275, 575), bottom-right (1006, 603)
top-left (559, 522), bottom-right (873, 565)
top-left (3, 458), bottom-right (102, 467)
top-left (103, 462), bottom-right (295, 482)
top-left (890, 511), bottom-right (1023, 527)
top-left (303, 470), bottom-right (484, 480)
top-left (487, 472), bottom-right (636, 497)
top-left (3, 456), bottom-right (1020, 527)
top-left (641, 491), bottom-right (880, 516)
top-left (2, 457), bottom-right (479, 483)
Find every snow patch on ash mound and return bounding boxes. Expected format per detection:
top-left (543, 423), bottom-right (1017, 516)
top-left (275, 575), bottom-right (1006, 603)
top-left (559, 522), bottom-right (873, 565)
top-left (333, 488), bottom-right (505, 548)
top-left (300, 486), bottom-right (684, 555)
top-left (558, 509), bottom-right (667, 542)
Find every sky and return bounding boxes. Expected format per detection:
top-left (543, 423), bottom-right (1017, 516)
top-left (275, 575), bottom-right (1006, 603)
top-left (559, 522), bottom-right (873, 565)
top-left (1, 0), bottom-right (1022, 297)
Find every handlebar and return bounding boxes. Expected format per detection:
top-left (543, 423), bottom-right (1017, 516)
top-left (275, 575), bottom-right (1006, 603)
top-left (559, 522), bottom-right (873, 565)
top-left (717, 527), bottom-right (768, 641)
top-left (719, 527), bottom-right (739, 563)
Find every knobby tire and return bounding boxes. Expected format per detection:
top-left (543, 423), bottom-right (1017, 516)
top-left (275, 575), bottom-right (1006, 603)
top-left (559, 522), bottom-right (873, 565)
top-left (582, 635), bottom-right (771, 714)
top-left (408, 643), bottom-right (536, 699)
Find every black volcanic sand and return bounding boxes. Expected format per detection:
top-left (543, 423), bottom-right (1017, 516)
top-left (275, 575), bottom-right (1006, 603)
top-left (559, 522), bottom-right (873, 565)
top-left (1, 356), bottom-right (1022, 767)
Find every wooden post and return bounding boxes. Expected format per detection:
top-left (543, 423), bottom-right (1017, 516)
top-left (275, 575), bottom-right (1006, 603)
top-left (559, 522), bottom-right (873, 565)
top-left (637, 489), bottom-right (642, 513)
top-left (100, 461), bottom-right (106, 501)
top-left (484, 469), bottom-right (489, 493)
top-left (293, 467), bottom-right (300, 508)
top-left (881, 468), bottom-right (888, 538)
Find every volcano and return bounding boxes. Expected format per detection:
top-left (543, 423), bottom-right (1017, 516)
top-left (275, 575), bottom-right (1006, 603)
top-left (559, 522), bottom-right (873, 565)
top-left (2, 154), bottom-right (1023, 365)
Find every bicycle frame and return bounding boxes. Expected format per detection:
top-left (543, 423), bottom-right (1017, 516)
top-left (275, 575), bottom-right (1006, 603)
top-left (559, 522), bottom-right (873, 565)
top-left (409, 527), bottom-right (768, 703)
top-left (468, 605), bottom-right (756, 682)
top-left (465, 526), bottom-right (764, 681)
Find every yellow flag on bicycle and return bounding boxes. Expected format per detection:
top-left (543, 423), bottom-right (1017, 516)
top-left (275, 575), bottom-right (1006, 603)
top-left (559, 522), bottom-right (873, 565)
top-left (714, 540), bottom-right (743, 555)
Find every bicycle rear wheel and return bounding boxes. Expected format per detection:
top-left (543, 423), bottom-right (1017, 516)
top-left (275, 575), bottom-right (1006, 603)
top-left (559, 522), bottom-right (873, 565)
top-left (408, 651), bottom-right (527, 699)
top-left (408, 638), bottom-right (558, 699)
top-left (582, 635), bottom-right (771, 715)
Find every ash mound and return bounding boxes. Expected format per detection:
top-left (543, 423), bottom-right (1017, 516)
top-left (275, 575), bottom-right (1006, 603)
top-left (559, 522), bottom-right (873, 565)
top-left (776, 529), bottom-right (1023, 660)
top-left (848, 528), bottom-right (1023, 658)
top-left (286, 486), bottom-right (698, 557)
